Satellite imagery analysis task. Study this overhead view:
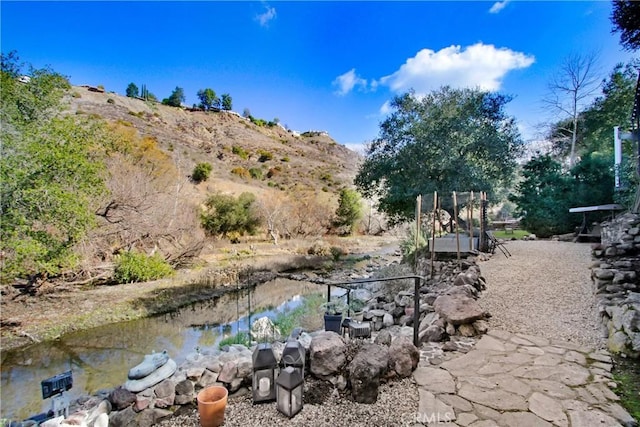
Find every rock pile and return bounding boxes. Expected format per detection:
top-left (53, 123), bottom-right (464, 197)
top-left (592, 212), bottom-right (640, 358)
top-left (353, 259), bottom-right (490, 345)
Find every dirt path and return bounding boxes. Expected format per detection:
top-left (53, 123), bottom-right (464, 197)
top-left (477, 239), bottom-right (605, 349)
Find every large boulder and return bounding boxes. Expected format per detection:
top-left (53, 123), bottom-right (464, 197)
top-left (433, 294), bottom-right (487, 326)
top-left (310, 331), bottom-right (347, 378)
top-left (348, 343), bottom-right (389, 403)
top-left (388, 336), bottom-right (420, 377)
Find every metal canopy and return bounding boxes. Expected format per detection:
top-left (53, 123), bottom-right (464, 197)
top-left (568, 204), bottom-right (624, 213)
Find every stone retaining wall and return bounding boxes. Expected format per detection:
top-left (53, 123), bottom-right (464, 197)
top-left (592, 212), bottom-right (640, 358)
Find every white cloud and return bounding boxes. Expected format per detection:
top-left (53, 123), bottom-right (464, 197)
top-left (379, 101), bottom-right (392, 115)
top-left (256, 4), bottom-right (276, 27)
top-left (332, 68), bottom-right (368, 96)
top-left (379, 43), bottom-right (535, 94)
top-left (489, 1), bottom-right (509, 14)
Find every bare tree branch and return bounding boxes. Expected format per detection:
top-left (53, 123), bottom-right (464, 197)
top-left (543, 52), bottom-right (601, 167)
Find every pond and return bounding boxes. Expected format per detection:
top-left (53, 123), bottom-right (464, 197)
top-left (0, 278), bottom-right (327, 421)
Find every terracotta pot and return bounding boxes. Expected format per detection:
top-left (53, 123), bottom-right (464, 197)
top-left (197, 386), bottom-right (228, 427)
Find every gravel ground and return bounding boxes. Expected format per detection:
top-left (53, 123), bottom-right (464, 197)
top-left (477, 239), bottom-right (605, 349)
top-left (158, 377), bottom-right (419, 427)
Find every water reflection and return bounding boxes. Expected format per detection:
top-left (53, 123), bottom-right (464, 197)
top-left (0, 278), bottom-right (320, 421)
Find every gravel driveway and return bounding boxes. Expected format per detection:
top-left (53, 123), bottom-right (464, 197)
top-left (477, 239), bottom-right (605, 349)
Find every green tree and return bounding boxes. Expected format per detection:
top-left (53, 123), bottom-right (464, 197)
top-left (509, 154), bottom-right (573, 237)
top-left (1, 54), bottom-right (108, 281)
top-left (612, 0), bottom-right (640, 51)
top-left (510, 153), bottom-right (616, 237)
top-left (334, 188), bottom-right (363, 235)
top-left (162, 86), bottom-right (185, 107)
top-left (200, 192), bottom-right (261, 238)
top-left (197, 88), bottom-right (219, 111)
top-left (355, 87), bottom-right (523, 224)
top-left (221, 93), bottom-right (232, 111)
top-left (582, 61), bottom-right (638, 155)
top-left (126, 82), bottom-right (139, 98)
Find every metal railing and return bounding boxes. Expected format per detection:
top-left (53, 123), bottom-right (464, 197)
top-left (324, 275), bottom-right (423, 347)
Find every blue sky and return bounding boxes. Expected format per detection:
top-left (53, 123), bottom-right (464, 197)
top-left (1, 1), bottom-right (635, 150)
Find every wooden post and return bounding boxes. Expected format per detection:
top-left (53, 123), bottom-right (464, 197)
top-left (430, 191), bottom-right (437, 279)
top-left (453, 191), bottom-right (460, 266)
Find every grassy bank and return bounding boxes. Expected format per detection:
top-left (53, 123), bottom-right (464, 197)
top-left (613, 356), bottom-right (640, 421)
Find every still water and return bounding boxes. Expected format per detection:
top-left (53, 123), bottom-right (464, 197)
top-left (0, 278), bottom-right (323, 421)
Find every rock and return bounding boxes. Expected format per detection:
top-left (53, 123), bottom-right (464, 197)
top-left (445, 322), bottom-right (456, 336)
top-left (310, 331), bottom-right (347, 378)
top-left (85, 399), bottom-right (111, 427)
top-left (473, 319), bottom-right (490, 334)
top-left (388, 336), bottom-right (419, 377)
top-left (298, 332), bottom-right (313, 350)
top-left (250, 316), bottom-right (282, 342)
top-left (154, 379), bottom-right (174, 399)
top-left (108, 386), bottom-right (136, 411)
top-left (382, 313), bottom-right (394, 328)
top-left (174, 379), bottom-right (194, 396)
top-left (418, 312), bottom-right (439, 334)
top-left (446, 284), bottom-right (479, 299)
top-left (123, 359), bottom-right (177, 393)
top-left (128, 350), bottom-right (169, 380)
top-left (419, 325), bottom-right (445, 343)
top-left (217, 360), bottom-right (238, 383)
top-left (609, 331), bottom-right (630, 353)
top-left (109, 405), bottom-right (137, 427)
top-left (236, 356), bottom-right (253, 380)
top-left (197, 370), bottom-right (219, 388)
top-left (374, 329), bottom-right (392, 346)
top-left (348, 343), bottom-right (389, 403)
top-left (458, 323), bottom-right (476, 337)
top-left (434, 294), bottom-right (487, 326)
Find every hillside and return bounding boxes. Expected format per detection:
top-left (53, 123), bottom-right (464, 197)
top-left (70, 86), bottom-right (361, 200)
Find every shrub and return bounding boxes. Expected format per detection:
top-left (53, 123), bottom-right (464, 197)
top-left (400, 224), bottom-right (429, 264)
top-left (248, 167), bottom-right (263, 180)
top-left (330, 246), bottom-right (345, 261)
top-left (200, 192), bottom-right (261, 238)
top-left (232, 145), bottom-right (249, 159)
top-left (114, 251), bottom-right (174, 283)
top-left (308, 240), bottom-right (331, 256)
top-left (192, 162), bottom-right (213, 182)
top-left (107, 98), bottom-right (115, 104)
top-left (281, 156), bottom-right (290, 162)
top-left (231, 167), bottom-right (251, 179)
top-left (258, 150), bottom-right (273, 162)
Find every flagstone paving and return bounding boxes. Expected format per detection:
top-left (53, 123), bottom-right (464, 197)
top-left (411, 329), bottom-right (637, 427)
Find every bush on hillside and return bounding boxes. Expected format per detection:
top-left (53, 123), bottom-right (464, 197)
top-left (231, 167), bottom-right (251, 179)
top-left (232, 145), bottom-right (249, 159)
top-left (114, 251), bottom-right (174, 283)
top-left (192, 162), bottom-right (213, 183)
top-left (248, 167), bottom-right (263, 180)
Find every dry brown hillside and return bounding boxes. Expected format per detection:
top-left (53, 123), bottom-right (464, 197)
top-left (70, 86), bottom-right (360, 197)
top-left (54, 86), bottom-right (369, 280)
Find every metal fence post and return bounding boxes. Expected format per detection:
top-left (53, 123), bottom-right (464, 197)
top-left (413, 277), bottom-right (420, 347)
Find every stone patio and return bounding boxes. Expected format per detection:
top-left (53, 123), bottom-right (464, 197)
top-left (411, 329), bottom-right (637, 427)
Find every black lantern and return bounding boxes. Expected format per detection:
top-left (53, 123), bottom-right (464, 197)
top-left (252, 343), bottom-right (277, 403)
top-left (276, 366), bottom-right (304, 418)
top-left (281, 340), bottom-right (305, 378)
